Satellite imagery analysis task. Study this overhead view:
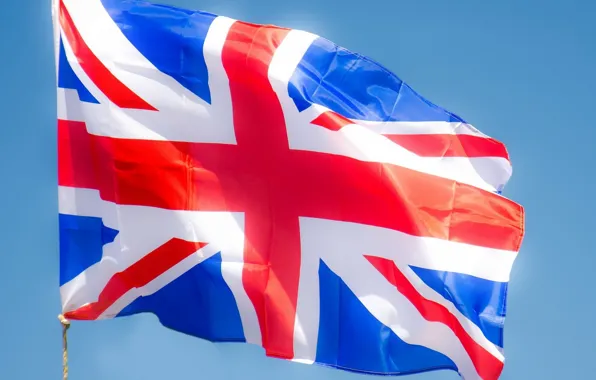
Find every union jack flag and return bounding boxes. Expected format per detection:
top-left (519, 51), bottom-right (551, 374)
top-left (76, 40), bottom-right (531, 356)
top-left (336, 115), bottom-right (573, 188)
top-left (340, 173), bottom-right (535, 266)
top-left (53, 0), bottom-right (525, 379)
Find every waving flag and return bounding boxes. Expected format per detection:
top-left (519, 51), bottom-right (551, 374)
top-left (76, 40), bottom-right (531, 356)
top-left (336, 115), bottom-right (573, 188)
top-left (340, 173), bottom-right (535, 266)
top-left (52, 0), bottom-right (525, 378)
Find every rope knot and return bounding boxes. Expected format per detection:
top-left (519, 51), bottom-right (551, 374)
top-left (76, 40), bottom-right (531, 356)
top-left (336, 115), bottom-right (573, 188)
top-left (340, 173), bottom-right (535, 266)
top-left (58, 314), bottom-right (70, 329)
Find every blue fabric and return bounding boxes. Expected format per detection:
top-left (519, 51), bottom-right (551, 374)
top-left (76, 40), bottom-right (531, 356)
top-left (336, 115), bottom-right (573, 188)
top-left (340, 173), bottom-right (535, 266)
top-left (289, 36), bottom-right (464, 123)
top-left (57, 38), bottom-right (99, 103)
top-left (59, 213), bottom-right (118, 285)
top-left (410, 266), bottom-right (508, 347)
top-left (117, 252), bottom-right (246, 343)
top-left (316, 260), bottom-right (458, 375)
top-left (101, 0), bottom-right (216, 104)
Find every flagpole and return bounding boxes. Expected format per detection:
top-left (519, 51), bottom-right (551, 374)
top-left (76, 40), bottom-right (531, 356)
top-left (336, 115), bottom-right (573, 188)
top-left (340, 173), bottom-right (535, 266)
top-left (58, 314), bottom-right (70, 380)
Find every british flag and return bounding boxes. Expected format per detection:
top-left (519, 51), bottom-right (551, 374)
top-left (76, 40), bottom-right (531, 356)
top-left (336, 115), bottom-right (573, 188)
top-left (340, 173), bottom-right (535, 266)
top-left (53, 0), bottom-right (525, 379)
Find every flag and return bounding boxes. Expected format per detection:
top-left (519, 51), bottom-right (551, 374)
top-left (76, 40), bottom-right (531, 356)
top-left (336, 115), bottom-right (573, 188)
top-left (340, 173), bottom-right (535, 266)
top-left (53, 0), bottom-right (525, 378)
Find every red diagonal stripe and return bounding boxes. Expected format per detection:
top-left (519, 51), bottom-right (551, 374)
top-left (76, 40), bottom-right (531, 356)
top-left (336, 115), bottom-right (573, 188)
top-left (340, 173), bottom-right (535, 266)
top-left (59, 2), bottom-right (156, 110)
top-left (310, 111), bottom-right (509, 159)
top-left (365, 255), bottom-right (504, 380)
top-left (64, 238), bottom-right (207, 320)
top-left (311, 111), bottom-right (353, 131)
top-left (383, 134), bottom-right (510, 159)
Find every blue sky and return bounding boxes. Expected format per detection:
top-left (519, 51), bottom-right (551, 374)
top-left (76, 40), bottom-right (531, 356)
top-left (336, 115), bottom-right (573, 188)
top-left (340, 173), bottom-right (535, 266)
top-left (1, 0), bottom-right (595, 379)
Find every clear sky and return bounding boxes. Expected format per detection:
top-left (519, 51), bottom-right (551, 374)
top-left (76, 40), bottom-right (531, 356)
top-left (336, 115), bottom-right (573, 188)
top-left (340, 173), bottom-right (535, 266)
top-left (1, 0), bottom-right (594, 379)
